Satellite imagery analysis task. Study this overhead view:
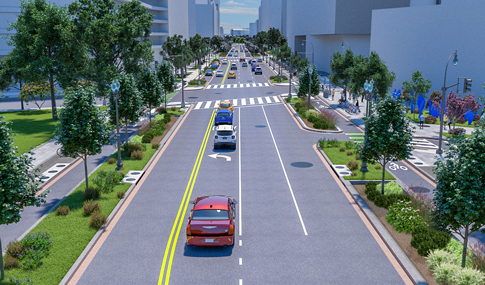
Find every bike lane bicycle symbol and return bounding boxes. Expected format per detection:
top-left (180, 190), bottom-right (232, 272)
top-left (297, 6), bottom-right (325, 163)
top-left (388, 162), bottom-right (407, 171)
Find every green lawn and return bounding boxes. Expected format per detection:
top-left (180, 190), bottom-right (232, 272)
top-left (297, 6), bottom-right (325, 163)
top-left (320, 141), bottom-right (395, 181)
top-left (405, 110), bottom-right (478, 128)
top-left (2, 144), bottom-right (157, 284)
top-left (0, 109), bottom-right (58, 154)
top-left (442, 132), bottom-right (471, 139)
top-left (271, 79), bottom-right (288, 83)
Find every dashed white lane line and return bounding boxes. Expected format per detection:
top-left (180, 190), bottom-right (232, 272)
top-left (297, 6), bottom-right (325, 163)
top-left (239, 258), bottom-right (242, 265)
top-left (239, 279), bottom-right (243, 285)
top-left (262, 105), bottom-right (308, 235)
top-left (195, 102), bottom-right (203, 109)
top-left (204, 101), bottom-right (211, 109)
top-left (239, 240), bottom-right (242, 246)
top-left (257, 97), bottom-right (263, 104)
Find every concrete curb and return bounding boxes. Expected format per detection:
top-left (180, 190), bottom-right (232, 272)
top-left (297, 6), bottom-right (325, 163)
top-left (59, 108), bottom-right (189, 285)
top-left (283, 99), bottom-right (343, 134)
top-left (317, 146), bottom-right (427, 285)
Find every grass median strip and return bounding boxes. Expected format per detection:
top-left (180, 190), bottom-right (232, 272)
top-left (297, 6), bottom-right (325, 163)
top-left (1, 144), bottom-right (157, 285)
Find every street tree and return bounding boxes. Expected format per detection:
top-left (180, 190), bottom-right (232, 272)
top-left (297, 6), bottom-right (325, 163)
top-left (329, 49), bottom-right (354, 100)
top-left (137, 68), bottom-right (162, 122)
top-left (433, 128), bottom-right (485, 268)
top-left (348, 54), bottom-right (369, 102)
top-left (189, 33), bottom-right (208, 65)
top-left (69, 0), bottom-right (153, 97)
top-left (297, 64), bottom-right (320, 98)
top-left (433, 91), bottom-right (481, 133)
top-left (19, 81), bottom-right (55, 110)
top-left (7, 0), bottom-right (85, 120)
top-left (210, 35), bottom-right (224, 52)
top-left (267, 27), bottom-right (286, 48)
top-left (55, 84), bottom-right (111, 190)
top-left (162, 35), bottom-right (194, 77)
top-left (108, 73), bottom-right (142, 146)
top-left (1, 116), bottom-right (48, 280)
top-left (156, 61), bottom-right (176, 109)
top-left (360, 94), bottom-right (414, 194)
top-left (367, 51), bottom-right (396, 101)
top-left (253, 31), bottom-right (267, 51)
top-left (0, 52), bottom-right (30, 110)
top-left (402, 70), bottom-right (432, 119)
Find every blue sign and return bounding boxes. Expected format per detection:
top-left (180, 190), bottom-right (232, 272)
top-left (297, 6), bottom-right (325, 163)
top-left (464, 110), bottom-right (474, 125)
top-left (417, 94), bottom-right (425, 115)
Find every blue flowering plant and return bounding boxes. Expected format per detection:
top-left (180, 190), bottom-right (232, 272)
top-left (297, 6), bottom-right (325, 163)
top-left (92, 170), bottom-right (123, 193)
top-left (18, 232), bottom-right (53, 269)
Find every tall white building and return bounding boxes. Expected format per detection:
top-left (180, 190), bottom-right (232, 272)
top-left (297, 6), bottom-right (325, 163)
top-left (249, 22), bottom-right (257, 37)
top-left (258, 0), bottom-right (282, 33)
top-left (370, 0), bottom-right (485, 96)
top-left (195, 0), bottom-right (221, 38)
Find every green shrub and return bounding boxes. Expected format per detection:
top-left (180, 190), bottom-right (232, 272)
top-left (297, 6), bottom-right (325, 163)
top-left (434, 263), bottom-right (460, 284)
top-left (375, 165), bottom-right (381, 170)
top-left (171, 106), bottom-right (177, 111)
top-left (386, 200), bottom-right (427, 234)
top-left (137, 126), bottom-right (149, 136)
top-left (344, 141), bottom-right (355, 149)
top-left (130, 135), bottom-right (143, 144)
top-left (6, 241), bottom-right (24, 258)
top-left (346, 151), bottom-right (353, 156)
top-left (92, 170), bottom-right (123, 193)
top-left (56, 205), bottom-right (70, 216)
top-left (350, 172), bottom-right (357, 176)
top-left (83, 186), bottom-right (100, 200)
top-left (117, 191), bottom-right (125, 199)
top-left (411, 227), bottom-right (451, 256)
top-left (365, 181), bottom-right (377, 192)
top-left (152, 143), bottom-right (160, 149)
top-left (329, 139), bottom-right (340, 148)
top-left (83, 200), bottom-right (101, 216)
top-left (19, 232), bottom-right (53, 269)
top-left (355, 154), bottom-right (360, 160)
top-left (284, 98), bottom-right (291, 103)
top-left (451, 267), bottom-right (485, 285)
top-left (4, 255), bottom-right (19, 269)
top-left (446, 238), bottom-right (473, 268)
top-left (427, 249), bottom-right (457, 271)
top-left (347, 160), bottom-right (358, 171)
top-left (294, 102), bottom-right (302, 109)
top-left (142, 133), bottom-right (154, 143)
top-left (378, 181), bottom-right (403, 195)
top-left (339, 147), bottom-right (345, 152)
top-left (107, 157), bottom-right (116, 164)
top-left (313, 118), bottom-right (329, 130)
top-left (123, 143), bottom-right (144, 157)
top-left (89, 211), bottom-right (107, 229)
top-left (156, 106), bottom-right (167, 114)
top-left (131, 150), bottom-right (143, 160)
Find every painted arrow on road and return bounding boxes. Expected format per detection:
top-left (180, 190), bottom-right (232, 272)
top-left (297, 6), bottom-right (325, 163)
top-left (208, 153), bottom-right (232, 162)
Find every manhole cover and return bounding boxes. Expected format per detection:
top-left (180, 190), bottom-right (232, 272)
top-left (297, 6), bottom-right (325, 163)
top-left (290, 162), bottom-right (313, 168)
top-left (126, 178), bottom-right (136, 181)
top-left (40, 176), bottom-right (49, 179)
top-left (56, 164), bottom-right (66, 167)
top-left (335, 166), bottom-right (344, 169)
top-left (188, 97), bottom-right (198, 99)
top-left (414, 162), bottom-right (423, 165)
top-left (131, 172), bottom-right (141, 175)
top-left (408, 157), bottom-right (416, 160)
top-left (255, 125), bottom-right (266, 128)
top-left (340, 172), bottom-right (349, 175)
top-left (48, 170), bottom-right (58, 173)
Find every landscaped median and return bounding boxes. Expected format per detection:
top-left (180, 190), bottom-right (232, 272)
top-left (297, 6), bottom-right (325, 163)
top-left (1, 112), bottom-right (184, 284)
top-left (285, 97), bottom-right (340, 132)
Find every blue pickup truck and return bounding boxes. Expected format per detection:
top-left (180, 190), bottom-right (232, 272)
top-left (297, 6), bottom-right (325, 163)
top-left (214, 110), bottom-right (233, 125)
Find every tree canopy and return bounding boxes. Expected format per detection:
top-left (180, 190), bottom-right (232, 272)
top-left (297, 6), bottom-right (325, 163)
top-left (156, 61), bottom-right (176, 109)
top-left (137, 67), bottom-right (162, 122)
top-left (297, 64), bottom-right (320, 98)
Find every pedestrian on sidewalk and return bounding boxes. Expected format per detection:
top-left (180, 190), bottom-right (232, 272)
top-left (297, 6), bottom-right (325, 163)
top-left (332, 90), bottom-right (335, 101)
top-left (356, 100), bottom-right (359, 109)
top-left (419, 113), bottom-right (425, 129)
top-left (444, 114), bottom-right (449, 130)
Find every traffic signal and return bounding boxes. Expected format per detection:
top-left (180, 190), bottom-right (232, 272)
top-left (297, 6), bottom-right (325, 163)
top-left (463, 78), bottom-right (472, 93)
top-left (295, 51), bottom-right (297, 56)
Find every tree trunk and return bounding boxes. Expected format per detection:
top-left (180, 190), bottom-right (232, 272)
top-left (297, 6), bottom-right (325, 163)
top-left (84, 155), bottom-right (88, 190)
top-left (0, 236), bottom-right (4, 280)
top-left (453, 119), bottom-right (456, 135)
top-left (462, 225), bottom-right (469, 268)
top-left (149, 103), bottom-right (152, 123)
top-left (49, 74), bottom-right (57, 120)
top-left (381, 158), bottom-right (386, 195)
top-left (125, 120), bottom-right (129, 146)
top-left (19, 81), bottom-right (24, 110)
top-left (164, 90), bottom-right (167, 109)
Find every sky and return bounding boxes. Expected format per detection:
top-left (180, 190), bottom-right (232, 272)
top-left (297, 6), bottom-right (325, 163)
top-left (219, 0), bottom-right (259, 33)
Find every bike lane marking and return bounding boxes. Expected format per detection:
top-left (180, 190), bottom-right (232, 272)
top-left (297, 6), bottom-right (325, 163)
top-left (314, 144), bottom-right (414, 285)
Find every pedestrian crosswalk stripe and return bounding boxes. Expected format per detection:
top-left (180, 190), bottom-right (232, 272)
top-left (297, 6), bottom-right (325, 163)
top-left (273, 96), bottom-right (279, 102)
top-left (207, 85), bottom-right (212, 89)
top-left (195, 101), bottom-right (203, 109)
top-left (252, 83), bottom-right (256, 87)
top-left (204, 101), bottom-right (211, 109)
top-left (233, 99), bottom-right (237, 106)
top-left (214, 100), bottom-right (220, 108)
top-left (241, 98), bottom-right (247, 105)
top-left (264, 83), bottom-right (269, 86)
top-left (257, 97), bottom-right (263, 104)
top-left (240, 84), bottom-right (244, 88)
top-left (233, 84), bottom-right (237, 88)
top-left (213, 85), bottom-right (218, 89)
top-left (258, 83), bottom-right (263, 87)
top-left (265, 97), bottom-right (271, 103)
top-left (246, 83), bottom-right (250, 87)
top-left (227, 84), bottom-right (231, 88)
top-left (249, 98), bottom-right (255, 105)
top-left (206, 82), bottom-right (272, 89)
top-left (220, 85), bottom-right (225, 88)
top-left (191, 96), bottom-right (283, 110)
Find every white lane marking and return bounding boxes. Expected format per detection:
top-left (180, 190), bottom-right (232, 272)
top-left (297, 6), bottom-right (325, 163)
top-left (252, 83), bottom-right (256, 87)
top-left (257, 97), bottom-right (263, 104)
top-left (239, 240), bottom-right (242, 246)
top-left (273, 96), bottom-right (279, 102)
top-left (207, 85), bottom-right (212, 89)
top-left (239, 279), bottom-right (243, 285)
top-left (264, 83), bottom-right (269, 86)
top-left (240, 84), bottom-right (244, 88)
top-left (227, 84), bottom-right (231, 88)
top-left (233, 99), bottom-right (237, 106)
top-left (233, 84), bottom-right (238, 88)
top-left (195, 102), bottom-right (203, 109)
top-left (265, 97), bottom-right (271, 103)
top-left (214, 100), bottom-right (221, 108)
top-left (239, 258), bottom-right (242, 265)
top-left (261, 106), bottom-right (308, 236)
top-left (249, 98), bottom-right (255, 105)
top-left (220, 85), bottom-right (225, 89)
top-left (204, 101), bottom-right (211, 109)
top-left (239, 107), bottom-right (242, 237)
top-left (241, 98), bottom-right (247, 106)
top-left (213, 85), bottom-right (218, 89)
top-left (246, 83), bottom-right (250, 87)
top-left (258, 83), bottom-right (263, 87)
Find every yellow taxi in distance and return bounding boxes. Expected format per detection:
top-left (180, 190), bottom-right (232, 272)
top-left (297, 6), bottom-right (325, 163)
top-left (218, 101), bottom-right (234, 112)
top-left (228, 71), bottom-right (236, 79)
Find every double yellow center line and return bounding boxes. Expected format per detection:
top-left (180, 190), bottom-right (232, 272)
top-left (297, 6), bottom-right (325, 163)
top-left (158, 109), bottom-right (216, 285)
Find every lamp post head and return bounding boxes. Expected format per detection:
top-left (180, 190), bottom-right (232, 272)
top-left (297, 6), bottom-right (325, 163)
top-left (308, 66), bottom-right (313, 75)
top-left (453, 50), bottom-right (458, 66)
top-left (341, 42), bottom-right (344, 49)
top-left (364, 80), bottom-right (369, 91)
top-left (369, 79), bottom-right (374, 92)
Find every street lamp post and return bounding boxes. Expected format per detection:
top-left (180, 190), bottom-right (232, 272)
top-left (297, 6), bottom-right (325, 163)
top-left (308, 66), bottom-right (313, 110)
top-left (437, 50), bottom-right (458, 155)
top-left (360, 79), bottom-right (374, 173)
top-left (111, 79), bottom-right (123, 171)
top-left (302, 40), bottom-right (314, 65)
top-left (341, 40), bottom-right (351, 50)
top-left (198, 49), bottom-right (201, 86)
top-left (288, 59), bottom-right (293, 99)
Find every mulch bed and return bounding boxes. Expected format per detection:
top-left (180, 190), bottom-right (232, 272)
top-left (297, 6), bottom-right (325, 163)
top-left (353, 184), bottom-right (438, 285)
top-left (152, 115), bottom-right (178, 144)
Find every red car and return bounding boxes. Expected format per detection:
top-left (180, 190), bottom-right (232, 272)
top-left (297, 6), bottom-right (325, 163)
top-left (239, 58), bottom-right (245, 62)
top-left (186, 195), bottom-right (237, 247)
